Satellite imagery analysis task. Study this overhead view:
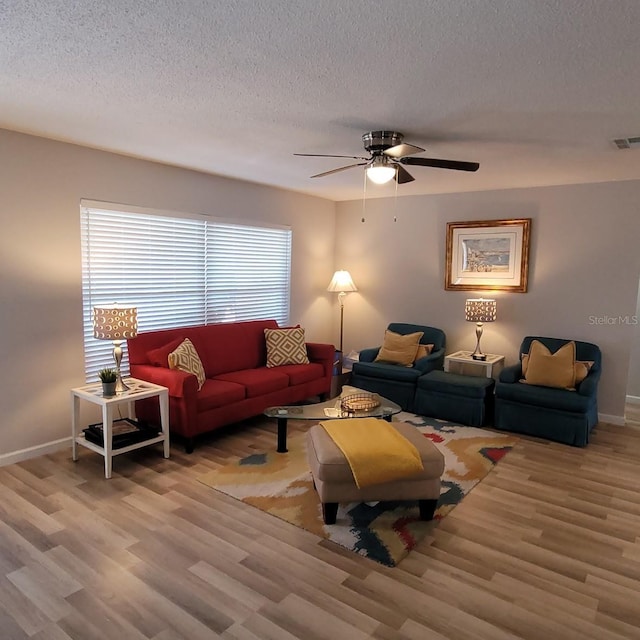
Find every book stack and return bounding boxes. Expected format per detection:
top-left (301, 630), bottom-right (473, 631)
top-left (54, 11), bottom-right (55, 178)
top-left (83, 418), bottom-right (160, 449)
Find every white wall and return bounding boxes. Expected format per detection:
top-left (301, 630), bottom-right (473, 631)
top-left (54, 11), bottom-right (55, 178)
top-left (2, 127), bottom-right (638, 463)
top-left (626, 278), bottom-right (640, 400)
top-left (336, 181), bottom-right (640, 422)
top-left (0, 129), bottom-right (337, 463)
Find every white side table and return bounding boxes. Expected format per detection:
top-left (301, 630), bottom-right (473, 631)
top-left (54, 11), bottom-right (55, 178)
top-left (444, 350), bottom-right (505, 379)
top-left (71, 377), bottom-right (170, 479)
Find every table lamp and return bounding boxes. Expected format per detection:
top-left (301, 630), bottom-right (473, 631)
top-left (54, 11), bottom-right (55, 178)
top-left (93, 304), bottom-right (138, 393)
top-left (327, 270), bottom-right (357, 353)
top-left (465, 298), bottom-right (497, 361)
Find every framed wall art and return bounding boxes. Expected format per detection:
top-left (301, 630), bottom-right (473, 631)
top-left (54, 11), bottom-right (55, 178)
top-left (445, 218), bottom-right (531, 292)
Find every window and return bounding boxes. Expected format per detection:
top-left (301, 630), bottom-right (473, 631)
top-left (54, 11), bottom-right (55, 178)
top-left (80, 201), bottom-right (292, 381)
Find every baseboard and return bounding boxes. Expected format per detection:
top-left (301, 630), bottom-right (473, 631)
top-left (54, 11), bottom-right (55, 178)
top-left (626, 395), bottom-right (640, 405)
top-left (0, 437), bottom-right (71, 467)
top-left (0, 410), bottom-right (631, 465)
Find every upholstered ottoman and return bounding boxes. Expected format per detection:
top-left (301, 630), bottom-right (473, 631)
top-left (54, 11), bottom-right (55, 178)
top-left (306, 420), bottom-right (444, 525)
top-left (414, 370), bottom-right (495, 427)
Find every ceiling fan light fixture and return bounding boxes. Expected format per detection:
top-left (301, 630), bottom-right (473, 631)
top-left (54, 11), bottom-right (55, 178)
top-left (366, 158), bottom-right (396, 184)
top-left (296, 130), bottom-right (479, 182)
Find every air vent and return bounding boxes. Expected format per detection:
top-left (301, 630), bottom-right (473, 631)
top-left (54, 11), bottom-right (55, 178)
top-left (613, 136), bottom-right (640, 150)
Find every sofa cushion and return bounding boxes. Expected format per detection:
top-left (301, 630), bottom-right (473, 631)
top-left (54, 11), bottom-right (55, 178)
top-left (274, 362), bottom-right (324, 386)
top-left (417, 370), bottom-right (495, 398)
top-left (195, 320), bottom-right (279, 376)
top-left (496, 379), bottom-right (592, 413)
top-left (148, 337), bottom-right (184, 367)
top-left (523, 339), bottom-right (576, 389)
top-left (214, 368), bottom-right (289, 398)
top-left (352, 360), bottom-right (422, 383)
top-left (197, 379), bottom-right (246, 412)
top-left (264, 327), bottom-right (310, 367)
top-left (168, 338), bottom-right (206, 390)
top-left (375, 330), bottom-right (424, 366)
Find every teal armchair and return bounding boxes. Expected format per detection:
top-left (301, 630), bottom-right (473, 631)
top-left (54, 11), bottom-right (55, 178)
top-left (495, 336), bottom-right (601, 446)
top-left (350, 323), bottom-right (446, 411)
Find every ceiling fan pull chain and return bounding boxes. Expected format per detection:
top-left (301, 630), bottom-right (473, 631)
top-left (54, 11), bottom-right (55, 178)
top-left (393, 177), bottom-right (399, 223)
top-left (361, 169), bottom-right (367, 223)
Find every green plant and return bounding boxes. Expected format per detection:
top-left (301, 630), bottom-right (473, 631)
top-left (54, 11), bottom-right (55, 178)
top-left (98, 368), bottom-right (117, 383)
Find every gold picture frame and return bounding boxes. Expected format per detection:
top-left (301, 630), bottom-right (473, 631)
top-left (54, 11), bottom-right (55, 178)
top-left (445, 218), bottom-right (531, 292)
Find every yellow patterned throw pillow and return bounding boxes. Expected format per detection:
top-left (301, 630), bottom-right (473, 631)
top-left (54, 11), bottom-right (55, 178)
top-left (374, 330), bottom-right (424, 367)
top-left (265, 327), bottom-right (310, 367)
top-left (168, 338), bottom-right (206, 390)
top-left (523, 340), bottom-right (576, 389)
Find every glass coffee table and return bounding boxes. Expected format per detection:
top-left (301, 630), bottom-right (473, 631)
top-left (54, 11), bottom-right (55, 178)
top-left (264, 387), bottom-right (402, 452)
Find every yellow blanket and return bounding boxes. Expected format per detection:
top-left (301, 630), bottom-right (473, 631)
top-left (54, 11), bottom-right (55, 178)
top-left (320, 418), bottom-right (424, 488)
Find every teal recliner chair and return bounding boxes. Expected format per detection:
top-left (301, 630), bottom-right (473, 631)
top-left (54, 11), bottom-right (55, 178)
top-left (495, 336), bottom-right (601, 446)
top-left (350, 323), bottom-right (446, 411)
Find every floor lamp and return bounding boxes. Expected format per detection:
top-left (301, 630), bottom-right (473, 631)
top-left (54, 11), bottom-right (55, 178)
top-left (465, 298), bottom-right (497, 361)
top-left (327, 270), bottom-right (358, 353)
top-left (93, 304), bottom-right (138, 393)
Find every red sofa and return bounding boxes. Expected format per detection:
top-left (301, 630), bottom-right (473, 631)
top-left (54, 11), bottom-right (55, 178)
top-left (127, 319), bottom-right (334, 452)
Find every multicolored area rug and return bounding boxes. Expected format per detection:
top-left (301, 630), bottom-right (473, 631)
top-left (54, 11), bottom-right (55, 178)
top-left (198, 413), bottom-right (517, 566)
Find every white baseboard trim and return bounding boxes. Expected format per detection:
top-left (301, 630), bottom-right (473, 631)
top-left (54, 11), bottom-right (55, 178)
top-left (0, 437), bottom-right (71, 467)
top-left (626, 395), bottom-right (640, 405)
top-left (598, 413), bottom-right (625, 426)
top-left (0, 409), bottom-right (632, 465)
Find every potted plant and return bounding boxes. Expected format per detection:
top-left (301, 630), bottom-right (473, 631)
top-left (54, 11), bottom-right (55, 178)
top-left (98, 368), bottom-right (118, 397)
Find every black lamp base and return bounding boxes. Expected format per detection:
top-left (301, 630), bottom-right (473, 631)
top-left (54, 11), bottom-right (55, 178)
top-left (471, 353), bottom-right (487, 361)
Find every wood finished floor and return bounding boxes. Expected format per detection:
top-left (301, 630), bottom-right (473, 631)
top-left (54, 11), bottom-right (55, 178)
top-left (1, 414), bottom-right (640, 640)
top-left (626, 401), bottom-right (640, 427)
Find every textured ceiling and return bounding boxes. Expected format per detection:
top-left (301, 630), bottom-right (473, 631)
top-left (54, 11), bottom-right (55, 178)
top-left (2, 0), bottom-right (640, 201)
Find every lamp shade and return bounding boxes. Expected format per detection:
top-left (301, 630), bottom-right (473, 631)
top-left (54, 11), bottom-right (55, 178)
top-left (366, 157), bottom-right (396, 185)
top-left (93, 305), bottom-right (138, 340)
top-left (464, 299), bottom-right (497, 323)
top-left (327, 270), bottom-right (358, 293)
top-left (366, 165), bottom-right (396, 185)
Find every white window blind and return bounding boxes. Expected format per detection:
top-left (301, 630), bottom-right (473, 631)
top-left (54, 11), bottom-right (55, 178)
top-left (81, 203), bottom-right (292, 381)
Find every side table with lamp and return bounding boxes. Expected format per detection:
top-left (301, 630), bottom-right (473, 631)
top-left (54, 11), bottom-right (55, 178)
top-left (71, 303), bottom-right (170, 478)
top-left (464, 298), bottom-right (497, 362)
top-left (445, 299), bottom-right (504, 379)
top-left (416, 299), bottom-right (502, 425)
top-left (71, 378), bottom-right (169, 479)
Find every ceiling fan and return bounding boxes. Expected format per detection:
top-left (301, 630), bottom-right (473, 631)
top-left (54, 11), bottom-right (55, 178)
top-left (295, 130), bottom-right (479, 184)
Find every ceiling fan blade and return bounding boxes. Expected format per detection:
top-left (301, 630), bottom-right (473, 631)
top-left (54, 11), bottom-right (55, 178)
top-left (400, 157), bottom-right (479, 172)
top-left (395, 164), bottom-right (414, 184)
top-left (310, 162), bottom-right (368, 178)
top-left (384, 143), bottom-right (425, 158)
top-left (295, 153), bottom-right (369, 160)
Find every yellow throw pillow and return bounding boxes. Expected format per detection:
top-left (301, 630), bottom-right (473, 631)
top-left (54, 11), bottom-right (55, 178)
top-left (521, 352), bottom-right (593, 385)
top-left (520, 353), bottom-right (530, 375)
top-left (414, 343), bottom-right (435, 361)
top-left (574, 360), bottom-right (594, 384)
top-left (264, 327), bottom-right (310, 367)
top-left (375, 330), bottom-right (424, 367)
top-left (168, 338), bottom-right (206, 390)
top-left (523, 340), bottom-right (576, 389)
